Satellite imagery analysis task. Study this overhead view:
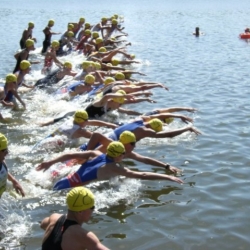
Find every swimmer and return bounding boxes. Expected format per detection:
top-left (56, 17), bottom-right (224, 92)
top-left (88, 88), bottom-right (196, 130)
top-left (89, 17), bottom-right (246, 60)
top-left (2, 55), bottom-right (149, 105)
top-left (0, 133), bottom-right (25, 198)
top-left (40, 186), bottom-right (109, 250)
top-left (5, 61), bottom-right (34, 107)
top-left (106, 116), bottom-right (201, 142)
top-left (0, 73), bottom-right (26, 112)
top-left (19, 21), bottom-right (37, 49)
top-left (47, 110), bottom-right (117, 140)
top-left (68, 17), bottom-right (85, 38)
top-left (36, 141), bottom-right (183, 191)
top-left (35, 61), bottom-right (77, 88)
top-left (13, 39), bottom-right (39, 73)
top-left (83, 130), bottom-right (181, 173)
top-left (42, 19), bottom-right (61, 54)
top-left (42, 40), bottom-right (63, 75)
top-left (56, 31), bottom-right (78, 56)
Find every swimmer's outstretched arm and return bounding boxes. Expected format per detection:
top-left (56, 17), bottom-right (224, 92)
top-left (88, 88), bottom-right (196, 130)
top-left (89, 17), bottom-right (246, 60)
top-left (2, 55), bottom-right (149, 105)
top-left (156, 107), bottom-right (198, 113)
top-left (128, 151), bottom-right (181, 174)
top-left (118, 107), bottom-right (142, 116)
top-left (113, 166), bottom-right (184, 184)
top-left (36, 151), bottom-right (98, 172)
top-left (143, 113), bottom-right (193, 124)
top-left (86, 120), bottom-right (118, 129)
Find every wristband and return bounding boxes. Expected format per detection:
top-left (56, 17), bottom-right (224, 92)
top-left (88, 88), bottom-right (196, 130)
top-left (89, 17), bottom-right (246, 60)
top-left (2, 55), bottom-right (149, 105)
top-left (165, 163), bottom-right (170, 169)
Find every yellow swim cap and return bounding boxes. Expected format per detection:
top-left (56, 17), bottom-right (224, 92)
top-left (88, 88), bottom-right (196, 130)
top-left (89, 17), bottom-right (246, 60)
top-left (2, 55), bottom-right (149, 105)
top-left (68, 23), bottom-right (74, 30)
top-left (84, 29), bottom-right (91, 35)
top-left (107, 141), bottom-right (125, 158)
top-left (0, 133), bottom-right (8, 151)
top-left (74, 110), bottom-right (88, 123)
top-left (51, 40), bottom-right (60, 48)
top-left (6, 73), bottom-right (17, 83)
top-left (82, 61), bottom-right (91, 70)
top-left (20, 60), bottom-right (31, 70)
top-left (112, 19), bottom-right (118, 25)
top-left (28, 22), bottom-right (34, 28)
top-left (106, 63), bottom-right (112, 66)
top-left (94, 62), bottom-right (101, 70)
top-left (25, 39), bottom-right (34, 48)
top-left (48, 19), bottom-right (55, 26)
top-left (64, 61), bottom-right (72, 69)
top-left (79, 17), bottom-right (85, 23)
top-left (85, 23), bottom-right (90, 28)
top-left (164, 117), bottom-right (174, 124)
top-left (104, 77), bottom-right (115, 85)
top-left (112, 90), bottom-right (125, 104)
top-left (96, 37), bottom-right (103, 44)
top-left (92, 32), bottom-right (99, 39)
top-left (85, 74), bottom-right (95, 85)
top-left (115, 72), bottom-right (125, 80)
top-left (67, 31), bottom-right (74, 37)
top-left (113, 14), bottom-right (119, 19)
top-left (130, 54), bottom-right (135, 59)
top-left (98, 47), bottom-right (107, 53)
top-left (119, 131), bottom-right (136, 145)
top-left (149, 118), bottom-right (163, 132)
top-left (101, 17), bottom-right (107, 22)
top-left (66, 187), bottom-right (94, 212)
top-left (111, 58), bottom-right (120, 66)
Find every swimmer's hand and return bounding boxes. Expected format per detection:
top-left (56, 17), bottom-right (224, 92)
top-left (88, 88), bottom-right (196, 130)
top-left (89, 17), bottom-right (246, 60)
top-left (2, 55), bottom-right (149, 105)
top-left (167, 175), bottom-right (184, 184)
top-left (12, 180), bottom-right (25, 197)
top-left (36, 162), bottom-right (52, 172)
top-left (181, 116), bottom-right (193, 124)
top-left (189, 126), bottom-right (202, 135)
top-left (167, 165), bottom-right (182, 174)
top-left (146, 98), bottom-right (156, 103)
top-left (185, 107), bottom-right (198, 113)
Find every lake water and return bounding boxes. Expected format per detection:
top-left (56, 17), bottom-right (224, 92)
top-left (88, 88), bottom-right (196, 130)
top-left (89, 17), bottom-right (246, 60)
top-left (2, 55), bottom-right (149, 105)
top-left (0, 0), bottom-right (250, 249)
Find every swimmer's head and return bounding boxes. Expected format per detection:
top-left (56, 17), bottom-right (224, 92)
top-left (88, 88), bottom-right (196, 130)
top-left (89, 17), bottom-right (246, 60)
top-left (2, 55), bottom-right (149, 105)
top-left (107, 141), bottom-right (125, 158)
top-left (148, 118), bottom-right (163, 132)
top-left (111, 58), bottom-right (120, 66)
top-left (92, 32), bottom-right (99, 39)
top-left (113, 14), bottom-right (119, 19)
top-left (101, 17), bottom-right (107, 22)
top-left (119, 131), bottom-right (136, 145)
top-left (25, 39), bottom-right (34, 48)
top-left (104, 77), bottom-right (115, 85)
top-left (94, 62), bottom-right (101, 70)
top-left (96, 38), bottom-right (103, 44)
top-left (74, 110), bottom-right (88, 123)
top-left (245, 28), bottom-right (250, 33)
top-left (98, 47), bottom-right (107, 53)
top-left (164, 117), bottom-right (174, 124)
top-left (84, 74), bottom-right (95, 85)
top-left (68, 23), bottom-right (74, 30)
top-left (48, 19), bottom-right (55, 26)
top-left (67, 31), bottom-right (74, 37)
top-left (0, 133), bottom-right (8, 151)
top-left (28, 22), bottom-right (34, 28)
top-left (130, 54), bottom-right (135, 59)
top-left (51, 40), bottom-right (60, 48)
top-left (82, 61), bottom-right (91, 70)
top-left (112, 90), bottom-right (126, 104)
top-left (20, 60), bottom-right (31, 71)
top-left (6, 73), bottom-right (17, 84)
top-left (66, 187), bottom-right (94, 212)
top-left (112, 19), bottom-right (118, 25)
top-left (63, 61), bottom-right (72, 69)
top-left (84, 29), bottom-right (91, 36)
top-left (114, 72), bottom-right (125, 80)
top-left (79, 17), bottom-right (85, 23)
top-left (85, 23), bottom-right (91, 28)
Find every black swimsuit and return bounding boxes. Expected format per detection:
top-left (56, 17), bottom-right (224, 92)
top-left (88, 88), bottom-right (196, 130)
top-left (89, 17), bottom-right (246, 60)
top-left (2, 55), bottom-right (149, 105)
top-left (42, 215), bottom-right (78, 250)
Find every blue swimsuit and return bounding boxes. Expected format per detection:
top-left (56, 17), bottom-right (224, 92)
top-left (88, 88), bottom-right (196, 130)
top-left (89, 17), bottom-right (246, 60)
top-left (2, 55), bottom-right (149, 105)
top-left (108, 119), bottom-right (144, 141)
top-left (53, 154), bottom-right (114, 190)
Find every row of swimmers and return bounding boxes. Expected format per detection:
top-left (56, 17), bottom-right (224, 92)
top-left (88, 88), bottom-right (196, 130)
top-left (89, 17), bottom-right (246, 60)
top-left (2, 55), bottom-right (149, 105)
top-left (1, 14), bottom-right (201, 249)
